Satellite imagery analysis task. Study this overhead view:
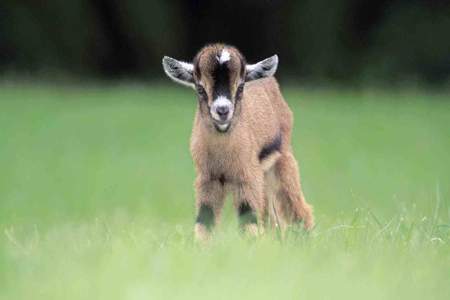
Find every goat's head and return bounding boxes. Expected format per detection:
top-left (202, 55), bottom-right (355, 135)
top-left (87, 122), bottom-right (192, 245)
top-left (162, 44), bottom-right (278, 132)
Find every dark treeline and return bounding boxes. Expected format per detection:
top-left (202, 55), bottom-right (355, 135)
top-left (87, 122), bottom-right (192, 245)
top-left (1, 0), bottom-right (449, 84)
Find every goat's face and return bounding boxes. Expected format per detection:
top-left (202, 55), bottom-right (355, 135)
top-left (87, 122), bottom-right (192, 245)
top-left (162, 44), bottom-right (278, 132)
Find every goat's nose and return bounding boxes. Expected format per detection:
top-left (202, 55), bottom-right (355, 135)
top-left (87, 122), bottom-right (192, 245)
top-left (216, 105), bottom-right (229, 117)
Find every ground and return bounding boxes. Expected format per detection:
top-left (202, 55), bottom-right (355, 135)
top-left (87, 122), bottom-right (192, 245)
top-left (0, 83), bottom-right (449, 300)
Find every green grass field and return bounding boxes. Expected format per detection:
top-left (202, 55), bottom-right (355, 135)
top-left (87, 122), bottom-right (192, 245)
top-left (1, 83), bottom-right (449, 299)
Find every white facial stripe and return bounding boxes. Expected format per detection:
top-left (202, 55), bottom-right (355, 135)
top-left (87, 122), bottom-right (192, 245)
top-left (217, 49), bottom-right (231, 64)
top-left (210, 96), bottom-right (234, 122)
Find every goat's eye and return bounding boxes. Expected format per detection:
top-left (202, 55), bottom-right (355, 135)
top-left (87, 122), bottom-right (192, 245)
top-left (196, 85), bottom-right (207, 99)
top-left (236, 83), bottom-right (244, 98)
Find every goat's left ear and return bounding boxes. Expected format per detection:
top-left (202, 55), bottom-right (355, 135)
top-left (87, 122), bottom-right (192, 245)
top-left (245, 55), bottom-right (278, 82)
top-left (162, 56), bottom-right (195, 88)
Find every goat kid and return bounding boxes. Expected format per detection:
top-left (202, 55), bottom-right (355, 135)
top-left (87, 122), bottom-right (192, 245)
top-left (162, 44), bottom-right (314, 240)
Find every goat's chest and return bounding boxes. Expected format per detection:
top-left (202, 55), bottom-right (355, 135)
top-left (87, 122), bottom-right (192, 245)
top-left (207, 142), bottom-right (246, 173)
top-left (193, 136), bottom-right (254, 182)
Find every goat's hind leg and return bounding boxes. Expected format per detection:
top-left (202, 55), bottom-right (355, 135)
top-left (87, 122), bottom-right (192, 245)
top-left (264, 167), bottom-right (287, 232)
top-left (275, 151), bottom-right (314, 230)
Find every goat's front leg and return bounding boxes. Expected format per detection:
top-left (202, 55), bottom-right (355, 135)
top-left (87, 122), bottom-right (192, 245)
top-left (233, 173), bottom-right (265, 236)
top-left (194, 176), bottom-right (226, 241)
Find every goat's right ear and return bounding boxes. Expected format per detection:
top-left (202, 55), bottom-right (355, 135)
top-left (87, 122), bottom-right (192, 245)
top-left (245, 55), bottom-right (278, 82)
top-left (162, 56), bottom-right (195, 88)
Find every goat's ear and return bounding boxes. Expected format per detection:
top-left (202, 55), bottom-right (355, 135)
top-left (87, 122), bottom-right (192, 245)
top-left (162, 56), bottom-right (195, 88)
top-left (245, 55), bottom-right (278, 82)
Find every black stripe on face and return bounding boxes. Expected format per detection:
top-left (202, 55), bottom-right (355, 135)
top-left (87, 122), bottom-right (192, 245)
top-left (196, 204), bottom-right (214, 230)
top-left (238, 202), bottom-right (257, 226)
top-left (212, 62), bottom-right (231, 100)
top-left (259, 132), bottom-right (282, 161)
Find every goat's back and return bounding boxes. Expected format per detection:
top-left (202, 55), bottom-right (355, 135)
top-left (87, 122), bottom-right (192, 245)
top-left (240, 77), bottom-right (293, 149)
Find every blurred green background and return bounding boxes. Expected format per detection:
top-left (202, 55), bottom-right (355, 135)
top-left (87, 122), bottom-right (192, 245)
top-left (0, 1), bottom-right (449, 300)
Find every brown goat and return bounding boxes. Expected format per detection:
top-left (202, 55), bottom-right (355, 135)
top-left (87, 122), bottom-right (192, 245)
top-left (162, 44), bottom-right (314, 240)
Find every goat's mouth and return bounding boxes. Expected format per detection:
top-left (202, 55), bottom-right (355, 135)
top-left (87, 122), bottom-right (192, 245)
top-left (210, 111), bottom-right (233, 132)
top-left (212, 119), bottom-right (231, 132)
top-left (212, 117), bottom-right (229, 124)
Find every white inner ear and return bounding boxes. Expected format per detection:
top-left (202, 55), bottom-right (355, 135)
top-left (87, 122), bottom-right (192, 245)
top-left (162, 56), bottom-right (195, 89)
top-left (246, 55), bottom-right (279, 81)
top-left (179, 61), bottom-right (194, 72)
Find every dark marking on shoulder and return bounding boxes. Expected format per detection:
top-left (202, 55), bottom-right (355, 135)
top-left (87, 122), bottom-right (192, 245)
top-left (196, 204), bottom-right (214, 230)
top-left (258, 132), bottom-right (282, 161)
top-left (238, 202), bottom-right (257, 226)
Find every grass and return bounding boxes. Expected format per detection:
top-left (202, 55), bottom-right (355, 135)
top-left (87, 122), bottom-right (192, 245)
top-left (0, 82), bottom-right (449, 299)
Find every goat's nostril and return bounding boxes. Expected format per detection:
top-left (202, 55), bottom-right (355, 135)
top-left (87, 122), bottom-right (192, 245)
top-left (216, 105), bottom-right (229, 116)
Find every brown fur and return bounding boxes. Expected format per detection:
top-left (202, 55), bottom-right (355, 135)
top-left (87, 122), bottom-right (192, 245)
top-left (190, 46), bottom-right (313, 240)
top-left (164, 44), bottom-right (314, 240)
